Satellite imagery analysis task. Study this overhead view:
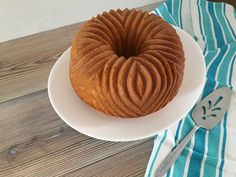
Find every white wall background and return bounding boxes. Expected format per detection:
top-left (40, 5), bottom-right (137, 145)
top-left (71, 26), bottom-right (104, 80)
top-left (0, 0), bottom-right (160, 42)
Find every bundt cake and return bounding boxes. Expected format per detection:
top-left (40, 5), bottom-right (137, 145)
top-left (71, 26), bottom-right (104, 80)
top-left (69, 9), bottom-right (185, 118)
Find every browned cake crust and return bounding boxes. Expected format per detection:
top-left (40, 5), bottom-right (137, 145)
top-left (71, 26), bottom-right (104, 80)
top-left (70, 9), bottom-right (185, 118)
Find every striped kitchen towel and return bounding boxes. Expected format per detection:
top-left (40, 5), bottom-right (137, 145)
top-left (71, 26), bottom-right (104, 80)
top-left (145, 0), bottom-right (236, 177)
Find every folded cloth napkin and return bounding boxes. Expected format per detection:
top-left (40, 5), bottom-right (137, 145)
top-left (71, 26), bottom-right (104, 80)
top-left (145, 0), bottom-right (236, 177)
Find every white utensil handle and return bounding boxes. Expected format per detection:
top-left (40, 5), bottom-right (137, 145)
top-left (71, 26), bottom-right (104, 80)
top-left (155, 125), bottom-right (198, 177)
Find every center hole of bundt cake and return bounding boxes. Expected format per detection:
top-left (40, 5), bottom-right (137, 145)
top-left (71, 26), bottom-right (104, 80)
top-left (116, 37), bottom-right (140, 58)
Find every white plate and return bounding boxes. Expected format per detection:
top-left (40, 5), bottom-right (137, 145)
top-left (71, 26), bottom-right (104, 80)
top-left (48, 27), bottom-right (206, 142)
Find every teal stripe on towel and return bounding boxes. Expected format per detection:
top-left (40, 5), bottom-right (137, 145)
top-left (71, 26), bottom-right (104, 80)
top-left (215, 4), bottom-right (235, 43)
top-left (172, 115), bottom-right (195, 177)
top-left (223, 4), bottom-right (236, 40)
top-left (198, 0), bottom-right (216, 50)
top-left (148, 130), bottom-right (168, 177)
top-left (219, 114), bottom-right (227, 177)
top-left (208, 2), bottom-right (225, 47)
top-left (166, 119), bottom-right (184, 177)
top-left (229, 50), bottom-right (236, 86)
top-left (153, 3), bottom-right (177, 26)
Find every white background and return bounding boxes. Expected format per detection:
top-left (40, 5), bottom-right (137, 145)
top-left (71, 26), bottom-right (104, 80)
top-left (0, 0), bottom-right (161, 42)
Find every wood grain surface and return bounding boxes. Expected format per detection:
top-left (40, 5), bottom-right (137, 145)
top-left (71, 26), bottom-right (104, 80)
top-left (0, 2), bottom-right (161, 177)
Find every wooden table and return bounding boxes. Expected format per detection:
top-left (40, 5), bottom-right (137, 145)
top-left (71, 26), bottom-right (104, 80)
top-left (0, 2), bottom-right (162, 177)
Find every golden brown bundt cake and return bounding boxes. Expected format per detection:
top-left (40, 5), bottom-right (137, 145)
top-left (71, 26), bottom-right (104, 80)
top-left (70, 9), bottom-right (185, 118)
